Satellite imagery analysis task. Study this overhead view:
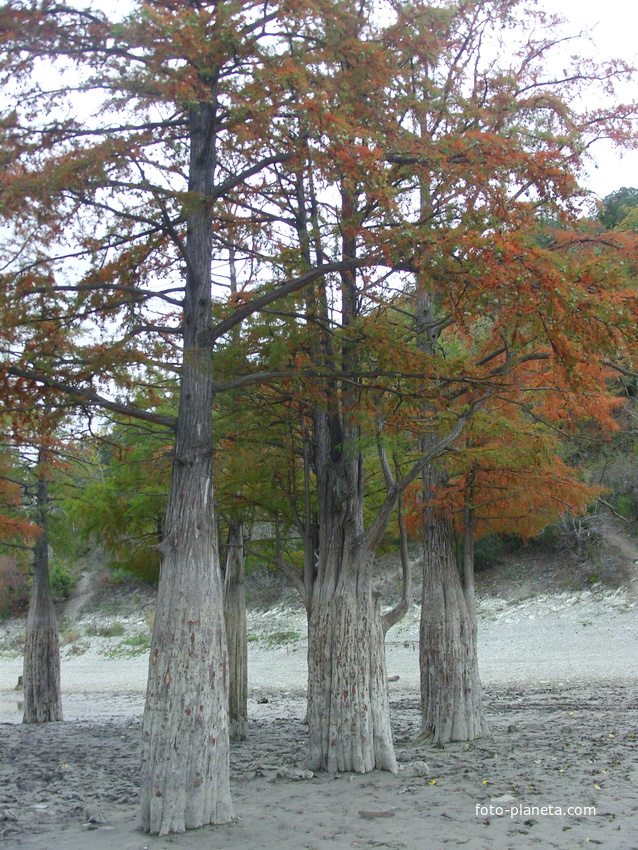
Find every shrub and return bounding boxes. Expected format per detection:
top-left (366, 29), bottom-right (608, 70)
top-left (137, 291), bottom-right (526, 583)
top-left (106, 632), bottom-right (152, 657)
top-left (553, 512), bottom-right (603, 557)
top-left (473, 534), bottom-right (505, 572)
top-left (49, 561), bottom-right (74, 601)
top-left (86, 621), bottom-right (125, 637)
top-left (263, 630), bottom-right (300, 647)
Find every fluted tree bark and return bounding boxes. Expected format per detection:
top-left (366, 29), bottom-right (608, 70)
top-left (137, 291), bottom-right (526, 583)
top-left (22, 454), bottom-right (63, 725)
top-left (419, 507), bottom-right (488, 745)
top-left (140, 94), bottom-right (233, 834)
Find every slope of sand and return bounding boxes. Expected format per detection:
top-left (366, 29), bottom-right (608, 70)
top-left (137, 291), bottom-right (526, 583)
top-left (1, 589), bottom-right (637, 849)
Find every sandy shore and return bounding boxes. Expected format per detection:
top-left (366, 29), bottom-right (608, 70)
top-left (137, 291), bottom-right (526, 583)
top-left (1, 590), bottom-right (637, 848)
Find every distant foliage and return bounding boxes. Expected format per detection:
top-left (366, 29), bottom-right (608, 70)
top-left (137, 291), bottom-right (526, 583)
top-left (48, 561), bottom-right (74, 601)
top-left (599, 187), bottom-right (638, 230)
top-left (61, 420), bottom-right (171, 583)
top-left (0, 555), bottom-right (29, 618)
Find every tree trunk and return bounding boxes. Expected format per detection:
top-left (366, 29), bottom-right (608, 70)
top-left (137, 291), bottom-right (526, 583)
top-left (140, 97), bottom-right (233, 835)
top-left (307, 551), bottom-right (397, 774)
top-left (22, 461), bottom-right (63, 724)
top-left (306, 432), bottom-right (397, 774)
top-left (415, 265), bottom-right (487, 744)
top-left (224, 520), bottom-right (248, 742)
top-left (418, 513), bottom-right (488, 745)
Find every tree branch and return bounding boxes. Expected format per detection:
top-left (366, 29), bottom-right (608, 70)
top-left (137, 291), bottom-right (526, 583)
top-left (6, 367), bottom-right (176, 430)
top-left (382, 454), bottom-right (412, 635)
top-left (205, 259), bottom-right (359, 345)
top-left (362, 395), bottom-right (489, 554)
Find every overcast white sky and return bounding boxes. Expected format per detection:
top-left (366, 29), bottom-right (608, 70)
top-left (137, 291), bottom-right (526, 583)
top-left (539, 0), bottom-right (638, 198)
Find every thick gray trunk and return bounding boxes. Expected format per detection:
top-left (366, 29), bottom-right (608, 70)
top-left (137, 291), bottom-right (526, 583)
top-left (304, 175), bottom-right (396, 775)
top-left (22, 467), bottom-right (62, 724)
top-left (224, 521), bottom-right (248, 742)
top-left (140, 528), bottom-right (231, 834)
top-left (140, 98), bottom-right (233, 835)
top-left (419, 514), bottom-right (488, 744)
top-left (307, 551), bottom-right (397, 774)
top-left (416, 277), bottom-right (486, 743)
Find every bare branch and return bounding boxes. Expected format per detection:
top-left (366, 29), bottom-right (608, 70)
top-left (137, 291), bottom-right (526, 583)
top-left (362, 395), bottom-right (489, 554)
top-left (206, 260), bottom-right (359, 345)
top-left (6, 367), bottom-right (176, 430)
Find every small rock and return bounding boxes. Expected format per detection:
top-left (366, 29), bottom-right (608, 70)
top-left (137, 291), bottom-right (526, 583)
top-left (507, 724), bottom-right (518, 733)
top-left (412, 761), bottom-right (430, 777)
top-left (359, 810), bottom-right (395, 820)
top-left (491, 794), bottom-right (517, 804)
top-left (275, 767), bottom-right (314, 781)
top-left (388, 675), bottom-right (400, 682)
top-left (256, 697), bottom-right (269, 705)
top-left (84, 807), bottom-right (106, 825)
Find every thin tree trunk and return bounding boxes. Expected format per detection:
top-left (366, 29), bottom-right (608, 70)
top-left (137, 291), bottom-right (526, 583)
top-left (463, 500), bottom-right (477, 621)
top-left (140, 97), bottom-right (233, 835)
top-left (224, 520), bottom-right (248, 742)
top-left (418, 512), bottom-right (488, 745)
top-left (22, 456), bottom-right (62, 724)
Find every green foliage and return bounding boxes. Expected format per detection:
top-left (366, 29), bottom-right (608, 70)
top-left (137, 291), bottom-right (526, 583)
top-left (262, 630), bottom-right (301, 647)
top-left (470, 534), bottom-right (529, 572)
top-left (567, 397), bottom-right (638, 522)
top-left (0, 555), bottom-right (29, 618)
top-left (49, 561), bottom-right (74, 601)
top-left (610, 493), bottom-right (635, 520)
top-left (62, 418), bottom-right (172, 583)
top-left (599, 187), bottom-right (638, 230)
top-left (106, 632), bottom-right (152, 657)
top-left (472, 534), bottom-right (506, 572)
top-left (86, 621), bottom-right (125, 637)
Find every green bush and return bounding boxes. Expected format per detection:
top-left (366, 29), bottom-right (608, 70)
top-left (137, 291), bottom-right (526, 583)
top-left (263, 630), bottom-right (300, 647)
top-left (49, 562), bottom-right (74, 601)
top-left (610, 493), bottom-right (635, 520)
top-left (106, 632), bottom-right (151, 657)
top-left (473, 534), bottom-right (505, 572)
top-left (106, 550), bottom-right (160, 584)
top-left (86, 621), bottom-right (125, 637)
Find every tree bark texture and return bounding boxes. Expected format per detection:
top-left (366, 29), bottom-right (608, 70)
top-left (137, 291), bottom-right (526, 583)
top-left (419, 512), bottom-right (488, 744)
top-left (307, 560), bottom-right (397, 774)
top-left (22, 465), bottom-right (63, 724)
top-left (224, 521), bottom-right (248, 742)
top-left (415, 271), bottom-right (487, 744)
top-left (302, 170), bottom-right (398, 774)
top-left (140, 98), bottom-right (233, 834)
top-left (306, 416), bottom-right (397, 774)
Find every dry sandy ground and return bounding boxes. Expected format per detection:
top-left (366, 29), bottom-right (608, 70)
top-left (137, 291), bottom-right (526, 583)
top-left (1, 590), bottom-right (638, 850)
